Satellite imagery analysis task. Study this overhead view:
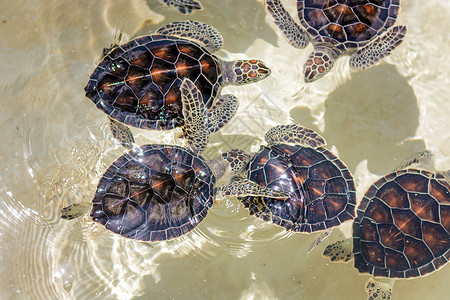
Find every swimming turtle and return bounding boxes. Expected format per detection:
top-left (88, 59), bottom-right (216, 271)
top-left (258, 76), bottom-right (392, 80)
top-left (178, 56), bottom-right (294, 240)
top-left (265, 0), bottom-right (407, 82)
top-left (61, 79), bottom-right (288, 241)
top-left (220, 125), bottom-right (356, 249)
top-left (159, 0), bottom-right (202, 14)
top-left (323, 150), bottom-right (450, 300)
top-left (85, 20), bottom-right (270, 143)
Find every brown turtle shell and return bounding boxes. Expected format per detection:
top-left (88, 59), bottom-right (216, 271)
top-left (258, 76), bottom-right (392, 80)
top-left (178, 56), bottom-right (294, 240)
top-left (297, 0), bottom-right (401, 51)
top-left (90, 144), bottom-right (215, 242)
top-left (239, 144), bottom-right (356, 232)
top-left (353, 168), bottom-right (450, 278)
top-left (85, 34), bottom-right (222, 130)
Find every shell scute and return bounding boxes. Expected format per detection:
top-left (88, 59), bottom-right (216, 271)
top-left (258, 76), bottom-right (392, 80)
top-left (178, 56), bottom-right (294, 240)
top-left (392, 208), bottom-right (422, 239)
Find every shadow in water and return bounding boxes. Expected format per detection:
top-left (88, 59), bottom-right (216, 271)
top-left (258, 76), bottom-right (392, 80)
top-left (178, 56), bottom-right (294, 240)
top-left (143, 0), bottom-right (278, 52)
top-left (321, 64), bottom-right (425, 174)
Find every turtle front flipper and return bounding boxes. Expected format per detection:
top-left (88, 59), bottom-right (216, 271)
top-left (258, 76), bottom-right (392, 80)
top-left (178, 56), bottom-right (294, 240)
top-left (156, 20), bottom-right (223, 52)
top-left (206, 94), bottom-right (239, 134)
top-left (265, 124), bottom-right (326, 148)
top-left (61, 202), bottom-right (91, 220)
top-left (265, 0), bottom-right (308, 48)
top-left (393, 150), bottom-right (434, 171)
top-left (180, 78), bottom-right (209, 153)
top-left (109, 117), bottom-right (135, 149)
top-left (365, 277), bottom-right (394, 300)
top-left (160, 0), bottom-right (202, 14)
top-left (349, 25), bottom-right (407, 70)
top-left (322, 238), bottom-right (353, 262)
top-left (218, 179), bottom-right (290, 199)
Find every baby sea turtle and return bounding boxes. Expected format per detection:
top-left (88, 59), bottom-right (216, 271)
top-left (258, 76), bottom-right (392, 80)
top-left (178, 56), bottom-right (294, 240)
top-left (221, 125), bottom-right (356, 249)
top-left (85, 20), bottom-right (270, 141)
top-left (265, 0), bottom-right (407, 82)
top-left (323, 151), bottom-right (450, 300)
top-left (159, 0), bottom-right (202, 14)
top-left (61, 79), bottom-right (287, 242)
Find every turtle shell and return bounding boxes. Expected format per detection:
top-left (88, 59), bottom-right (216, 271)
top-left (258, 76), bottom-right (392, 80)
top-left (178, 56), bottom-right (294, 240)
top-left (239, 144), bottom-right (356, 232)
top-left (90, 144), bottom-right (215, 241)
top-left (85, 34), bottom-right (222, 130)
top-left (353, 169), bottom-right (450, 278)
top-left (297, 0), bottom-right (400, 50)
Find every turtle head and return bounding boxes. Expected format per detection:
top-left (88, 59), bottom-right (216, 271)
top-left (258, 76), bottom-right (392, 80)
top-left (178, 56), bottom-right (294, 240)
top-left (221, 60), bottom-right (271, 86)
top-left (303, 50), bottom-right (336, 83)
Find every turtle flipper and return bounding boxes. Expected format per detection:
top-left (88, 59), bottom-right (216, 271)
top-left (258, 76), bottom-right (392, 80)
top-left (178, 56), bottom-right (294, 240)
top-left (109, 117), bottom-right (135, 149)
top-left (442, 170), bottom-right (450, 184)
top-left (61, 202), bottom-right (91, 220)
top-left (265, 124), bottom-right (326, 148)
top-left (209, 149), bottom-right (251, 179)
top-left (218, 179), bottom-right (290, 199)
top-left (365, 278), bottom-right (394, 300)
top-left (394, 150), bottom-right (434, 171)
top-left (156, 20), bottom-right (223, 52)
top-left (265, 0), bottom-right (308, 48)
top-left (160, 0), bottom-right (202, 14)
top-left (349, 25), bottom-right (407, 70)
top-left (180, 78), bottom-right (209, 153)
top-left (308, 228), bottom-right (332, 253)
top-left (322, 238), bottom-right (353, 262)
top-left (206, 94), bottom-right (239, 134)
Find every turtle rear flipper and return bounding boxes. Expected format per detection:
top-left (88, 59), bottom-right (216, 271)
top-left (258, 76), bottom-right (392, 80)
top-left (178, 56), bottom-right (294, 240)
top-left (61, 202), bottom-right (91, 220)
top-left (350, 25), bottom-right (407, 70)
top-left (156, 20), bottom-right (223, 52)
top-left (365, 278), bottom-right (394, 300)
top-left (160, 0), bottom-right (202, 14)
top-left (322, 238), bottom-right (353, 262)
top-left (308, 228), bottom-right (332, 253)
top-left (265, 124), bottom-right (326, 148)
top-left (109, 117), bottom-right (135, 149)
top-left (265, 0), bottom-right (308, 48)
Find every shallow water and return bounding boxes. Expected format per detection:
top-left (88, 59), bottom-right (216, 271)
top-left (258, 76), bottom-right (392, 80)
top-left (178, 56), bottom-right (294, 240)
top-left (0, 0), bottom-right (449, 299)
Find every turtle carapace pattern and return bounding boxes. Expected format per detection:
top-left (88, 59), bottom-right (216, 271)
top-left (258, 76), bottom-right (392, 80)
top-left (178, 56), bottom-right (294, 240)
top-left (353, 168), bottom-right (450, 278)
top-left (240, 144), bottom-right (356, 232)
top-left (85, 34), bottom-right (222, 130)
top-left (90, 144), bottom-right (215, 242)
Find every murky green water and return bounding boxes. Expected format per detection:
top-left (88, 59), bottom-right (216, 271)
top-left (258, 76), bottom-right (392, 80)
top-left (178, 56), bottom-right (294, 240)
top-left (0, 0), bottom-right (449, 299)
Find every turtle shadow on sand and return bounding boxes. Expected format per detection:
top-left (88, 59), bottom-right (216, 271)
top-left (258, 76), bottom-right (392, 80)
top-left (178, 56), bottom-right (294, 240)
top-left (143, 0), bottom-right (278, 52)
top-left (291, 64), bottom-right (425, 175)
